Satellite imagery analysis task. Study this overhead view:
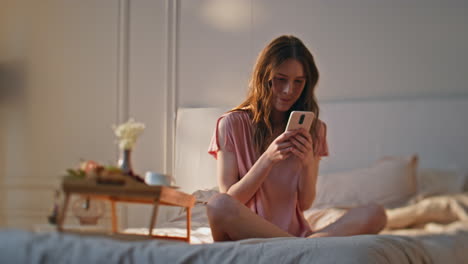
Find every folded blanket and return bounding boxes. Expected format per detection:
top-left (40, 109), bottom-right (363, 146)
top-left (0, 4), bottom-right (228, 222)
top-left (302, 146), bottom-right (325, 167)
top-left (305, 192), bottom-right (468, 232)
top-left (386, 192), bottom-right (468, 229)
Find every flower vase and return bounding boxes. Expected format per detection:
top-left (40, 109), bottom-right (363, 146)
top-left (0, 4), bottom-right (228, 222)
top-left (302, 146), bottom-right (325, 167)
top-left (117, 149), bottom-right (144, 183)
top-left (118, 149), bottom-right (134, 176)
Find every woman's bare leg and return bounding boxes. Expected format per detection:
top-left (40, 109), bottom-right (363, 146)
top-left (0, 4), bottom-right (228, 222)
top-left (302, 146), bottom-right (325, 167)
top-left (206, 193), bottom-right (294, 241)
top-left (309, 204), bottom-right (387, 238)
top-left (207, 193), bottom-right (387, 241)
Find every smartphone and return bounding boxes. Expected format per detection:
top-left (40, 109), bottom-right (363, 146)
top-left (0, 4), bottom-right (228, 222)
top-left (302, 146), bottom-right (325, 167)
top-left (285, 111), bottom-right (315, 132)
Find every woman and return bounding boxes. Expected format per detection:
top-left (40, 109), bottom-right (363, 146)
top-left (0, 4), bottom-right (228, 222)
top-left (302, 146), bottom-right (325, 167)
top-left (207, 35), bottom-right (387, 241)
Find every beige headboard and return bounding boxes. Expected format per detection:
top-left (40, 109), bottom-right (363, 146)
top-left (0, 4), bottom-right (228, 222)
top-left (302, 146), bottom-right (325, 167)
top-left (175, 107), bottom-right (228, 193)
top-left (175, 98), bottom-right (468, 193)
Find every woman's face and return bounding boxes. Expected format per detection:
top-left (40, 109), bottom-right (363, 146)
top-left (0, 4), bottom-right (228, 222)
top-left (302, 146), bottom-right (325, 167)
top-left (270, 58), bottom-right (306, 113)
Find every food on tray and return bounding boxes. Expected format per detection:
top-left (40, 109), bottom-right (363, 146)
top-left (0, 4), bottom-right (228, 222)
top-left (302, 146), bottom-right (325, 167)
top-left (65, 161), bottom-right (128, 185)
top-left (96, 166), bottom-right (126, 185)
top-left (65, 168), bottom-right (86, 179)
top-left (80, 160), bottom-right (100, 173)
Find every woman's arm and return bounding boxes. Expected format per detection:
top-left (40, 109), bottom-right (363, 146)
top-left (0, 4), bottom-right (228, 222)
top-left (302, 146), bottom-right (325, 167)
top-left (217, 150), bottom-right (273, 204)
top-left (216, 118), bottom-right (297, 204)
top-left (289, 128), bottom-right (320, 210)
top-left (297, 157), bottom-right (320, 210)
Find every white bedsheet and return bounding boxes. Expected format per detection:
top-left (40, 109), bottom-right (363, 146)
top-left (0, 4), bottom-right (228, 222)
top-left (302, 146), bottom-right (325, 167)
top-left (0, 229), bottom-right (436, 264)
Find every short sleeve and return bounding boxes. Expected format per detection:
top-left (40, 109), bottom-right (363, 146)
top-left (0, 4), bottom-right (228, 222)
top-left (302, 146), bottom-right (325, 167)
top-left (314, 120), bottom-right (329, 157)
top-left (208, 114), bottom-right (236, 159)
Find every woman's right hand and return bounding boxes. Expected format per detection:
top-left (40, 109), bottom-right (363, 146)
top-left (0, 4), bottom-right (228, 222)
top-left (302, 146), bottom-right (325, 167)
top-left (263, 131), bottom-right (297, 164)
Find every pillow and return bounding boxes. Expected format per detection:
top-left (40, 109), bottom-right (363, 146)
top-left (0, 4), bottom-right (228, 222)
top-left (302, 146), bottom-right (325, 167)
top-left (168, 187), bottom-right (219, 224)
top-left (415, 168), bottom-right (466, 200)
top-left (311, 155), bottom-right (418, 210)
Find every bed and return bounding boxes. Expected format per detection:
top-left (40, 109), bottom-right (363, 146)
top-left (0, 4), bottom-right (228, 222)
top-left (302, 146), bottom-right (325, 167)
top-left (1, 97), bottom-right (468, 263)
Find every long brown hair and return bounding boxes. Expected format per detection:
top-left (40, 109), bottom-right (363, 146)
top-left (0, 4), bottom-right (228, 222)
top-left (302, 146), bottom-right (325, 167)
top-left (231, 35), bottom-right (320, 154)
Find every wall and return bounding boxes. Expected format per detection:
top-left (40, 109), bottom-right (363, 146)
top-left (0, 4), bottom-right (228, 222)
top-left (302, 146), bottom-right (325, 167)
top-left (0, 0), bottom-right (169, 229)
top-left (0, 0), bottom-right (121, 228)
top-left (125, 0), bottom-right (170, 228)
top-left (1, 0), bottom-right (33, 228)
top-left (178, 0), bottom-right (468, 108)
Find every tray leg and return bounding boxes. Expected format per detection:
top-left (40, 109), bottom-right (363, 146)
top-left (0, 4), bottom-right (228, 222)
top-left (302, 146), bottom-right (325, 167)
top-left (111, 200), bottom-right (118, 233)
top-left (148, 202), bottom-right (159, 236)
top-left (57, 192), bottom-right (71, 232)
top-left (186, 206), bottom-right (191, 243)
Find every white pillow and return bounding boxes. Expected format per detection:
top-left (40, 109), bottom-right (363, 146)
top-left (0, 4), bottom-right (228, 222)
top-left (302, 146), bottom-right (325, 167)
top-left (312, 155), bottom-right (418, 210)
top-left (169, 187), bottom-right (219, 224)
top-left (416, 168), bottom-right (466, 199)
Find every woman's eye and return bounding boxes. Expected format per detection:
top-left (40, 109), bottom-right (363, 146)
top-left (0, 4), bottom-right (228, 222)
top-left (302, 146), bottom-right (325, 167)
top-left (275, 77), bottom-right (287, 82)
top-left (295, 80), bottom-right (304, 84)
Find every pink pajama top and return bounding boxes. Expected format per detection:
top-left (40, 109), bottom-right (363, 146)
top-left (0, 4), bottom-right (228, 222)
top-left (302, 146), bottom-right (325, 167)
top-left (208, 110), bottom-right (329, 237)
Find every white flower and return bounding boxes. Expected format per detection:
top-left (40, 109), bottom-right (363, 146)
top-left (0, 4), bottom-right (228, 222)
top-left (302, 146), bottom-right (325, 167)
top-left (112, 119), bottom-right (145, 150)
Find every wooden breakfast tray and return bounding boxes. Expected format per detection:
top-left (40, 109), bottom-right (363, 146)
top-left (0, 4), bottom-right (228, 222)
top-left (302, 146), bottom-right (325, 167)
top-left (57, 178), bottom-right (196, 242)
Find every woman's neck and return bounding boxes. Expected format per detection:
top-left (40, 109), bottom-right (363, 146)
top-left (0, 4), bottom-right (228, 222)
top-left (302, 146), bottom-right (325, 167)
top-left (270, 109), bottom-right (288, 130)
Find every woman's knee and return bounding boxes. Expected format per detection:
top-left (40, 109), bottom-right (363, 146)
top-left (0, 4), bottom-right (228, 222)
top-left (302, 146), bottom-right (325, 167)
top-left (206, 193), bottom-right (239, 223)
top-left (363, 203), bottom-right (387, 233)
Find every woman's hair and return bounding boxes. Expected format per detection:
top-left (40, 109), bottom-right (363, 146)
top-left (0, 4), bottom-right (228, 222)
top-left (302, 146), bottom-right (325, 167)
top-left (231, 35), bottom-right (320, 154)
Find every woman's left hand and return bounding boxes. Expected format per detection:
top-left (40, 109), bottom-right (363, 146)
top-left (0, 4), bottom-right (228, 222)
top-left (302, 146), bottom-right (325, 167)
top-left (289, 128), bottom-right (315, 166)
